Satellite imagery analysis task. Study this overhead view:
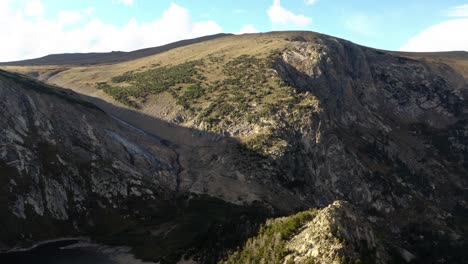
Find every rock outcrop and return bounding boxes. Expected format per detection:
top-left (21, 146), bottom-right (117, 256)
top-left (285, 201), bottom-right (387, 264)
top-left (224, 200), bottom-right (388, 264)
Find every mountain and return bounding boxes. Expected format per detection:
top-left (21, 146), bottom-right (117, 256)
top-left (1, 31), bottom-right (468, 263)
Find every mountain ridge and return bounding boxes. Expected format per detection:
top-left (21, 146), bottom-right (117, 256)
top-left (0, 33), bottom-right (232, 66)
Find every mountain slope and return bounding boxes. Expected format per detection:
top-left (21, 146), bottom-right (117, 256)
top-left (1, 31), bottom-right (468, 263)
top-left (0, 34), bottom-right (231, 66)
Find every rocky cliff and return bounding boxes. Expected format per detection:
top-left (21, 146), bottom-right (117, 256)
top-left (0, 69), bottom-right (179, 246)
top-left (1, 31), bottom-right (467, 263)
top-left (270, 35), bottom-right (468, 263)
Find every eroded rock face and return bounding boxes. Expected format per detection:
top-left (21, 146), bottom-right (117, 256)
top-left (293, 41), bottom-right (463, 183)
top-left (0, 70), bottom-right (178, 248)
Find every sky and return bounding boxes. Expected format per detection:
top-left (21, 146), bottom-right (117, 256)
top-left (1, 0), bottom-right (468, 62)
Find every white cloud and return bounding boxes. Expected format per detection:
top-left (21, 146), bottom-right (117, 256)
top-left (268, 0), bottom-right (311, 27)
top-left (237, 24), bottom-right (259, 34)
top-left (400, 18), bottom-right (468, 52)
top-left (85, 6), bottom-right (95, 16)
top-left (446, 4), bottom-right (468, 17)
top-left (401, 5), bottom-right (468, 52)
top-left (114, 0), bottom-right (134, 6)
top-left (0, 0), bottom-right (13, 17)
top-left (0, 2), bottom-right (223, 62)
top-left (58, 10), bottom-right (82, 26)
top-left (305, 0), bottom-right (317, 5)
top-left (25, 0), bottom-right (44, 17)
top-left (345, 15), bottom-right (374, 36)
top-left (191, 21), bottom-right (223, 36)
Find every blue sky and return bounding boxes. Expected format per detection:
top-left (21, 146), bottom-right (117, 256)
top-left (1, 0), bottom-right (467, 61)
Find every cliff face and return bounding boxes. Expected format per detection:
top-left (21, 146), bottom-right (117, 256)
top-left (1, 32), bottom-right (467, 263)
top-left (270, 36), bottom-right (468, 262)
top-left (275, 36), bottom-right (467, 211)
top-left (0, 70), bottom-right (179, 247)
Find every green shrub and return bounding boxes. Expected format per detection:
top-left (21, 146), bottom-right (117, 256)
top-left (97, 61), bottom-right (201, 108)
top-left (111, 71), bottom-right (134, 83)
top-left (95, 82), bottom-right (140, 108)
top-left (183, 84), bottom-right (204, 99)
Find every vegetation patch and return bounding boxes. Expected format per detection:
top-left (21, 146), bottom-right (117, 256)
top-left (176, 84), bottom-right (204, 108)
top-left (96, 82), bottom-right (140, 108)
top-left (96, 61), bottom-right (201, 108)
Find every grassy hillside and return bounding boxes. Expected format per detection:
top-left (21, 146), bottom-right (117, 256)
top-left (1, 32), bottom-right (323, 155)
